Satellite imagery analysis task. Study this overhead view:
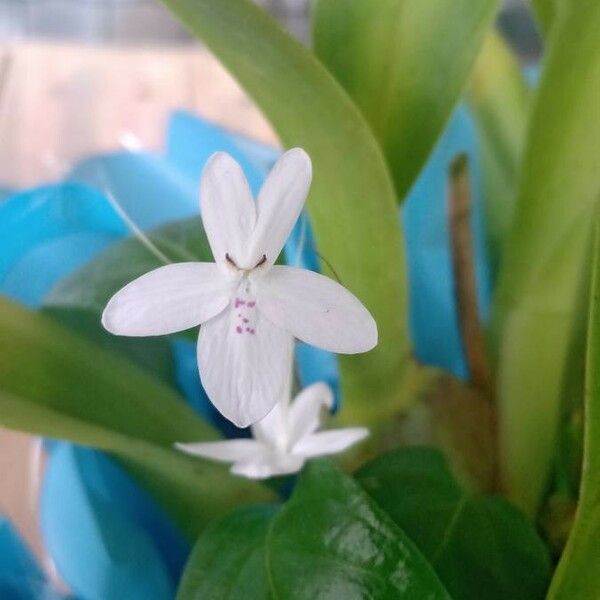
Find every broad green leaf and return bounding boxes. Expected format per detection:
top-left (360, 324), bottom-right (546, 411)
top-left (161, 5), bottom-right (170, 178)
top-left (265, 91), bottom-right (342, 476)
top-left (177, 505), bottom-right (276, 600)
top-left (467, 31), bottom-right (530, 272)
top-left (0, 297), bottom-right (272, 537)
top-left (312, 0), bottom-right (499, 203)
top-left (547, 222), bottom-right (600, 598)
top-left (356, 447), bottom-right (551, 600)
top-left (493, 0), bottom-right (600, 514)
top-left (158, 0), bottom-right (410, 423)
top-left (267, 460), bottom-right (450, 599)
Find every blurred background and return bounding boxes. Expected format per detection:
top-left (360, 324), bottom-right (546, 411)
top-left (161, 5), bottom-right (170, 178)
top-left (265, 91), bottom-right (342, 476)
top-left (0, 0), bottom-right (541, 594)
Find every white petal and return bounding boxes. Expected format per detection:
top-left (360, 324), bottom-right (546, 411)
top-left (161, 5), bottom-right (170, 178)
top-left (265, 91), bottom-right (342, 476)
top-left (287, 382), bottom-right (333, 447)
top-left (102, 262), bottom-right (230, 336)
top-left (231, 452), bottom-right (305, 479)
top-left (258, 266), bottom-right (378, 353)
top-left (197, 304), bottom-right (294, 428)
top-left (293, 428), bottom-right (369, 458)
top-left (247, 148), bottom-right (312, 267)
top-left (175, 439), bottom-right (262, 463)
top-left (251, 400), bottom-right (287, 448)
top-left (200, 152), bottom-right (256, 268)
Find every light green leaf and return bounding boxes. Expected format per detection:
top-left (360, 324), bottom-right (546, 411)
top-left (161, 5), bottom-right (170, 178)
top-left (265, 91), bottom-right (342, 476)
top-left (357, 447), bottom-right (551, 600)
top-left (312, 0), bottom-right (499, 203)
top-left (177, 505), bottom-right (276, 600)
top-left (493, 0), bottom-right (600, 513)
top-left (547, 222), bottom-right (600, 598)
top-left (157, 0), bottom-right (410, 423)
top-left (0, 297), bottom-right (272, 537)
top-left (266, 460), bottom-right (450, 599)
top-left (467, 31), bottom-right (530, 272)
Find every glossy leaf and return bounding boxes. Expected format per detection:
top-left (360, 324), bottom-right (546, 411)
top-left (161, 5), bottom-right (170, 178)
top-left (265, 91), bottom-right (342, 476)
top-left (547, 223), bottom-right (600, 598)
top-left (493, 0), bottom-right (600, 513)
top-left (158, 0), bottom-right (410, 423)
top-left (467, 31), bottom-right (530, 272)
top-left (0, 297), bottom-right (271, 537)
top-left (312, 0), bottom-right (499, 203)
top-left (357, 447), bottom-right (551, 600)
top-left (267, 460), bottom-right (450, 599)
top-left (177, 505), bottom-right (276, 600)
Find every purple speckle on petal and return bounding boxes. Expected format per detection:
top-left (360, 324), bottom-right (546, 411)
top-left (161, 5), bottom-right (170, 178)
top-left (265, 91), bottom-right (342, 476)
top-left (247, 301), bottom-right (256, 308)
top-left (235, 298), bottom-right (246, 308)
top-left (236, 326), bottom-right (243, 334)
top-left (243, 318), bottom-right (249, 323)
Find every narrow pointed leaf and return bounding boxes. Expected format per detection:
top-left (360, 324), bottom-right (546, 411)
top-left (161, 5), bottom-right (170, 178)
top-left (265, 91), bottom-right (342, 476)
top-left (0, 297), bottom-right (271, 537)
top-left (313, 0), bottom-right (499, 203)
top-left (547, 222), bottom-right (600, 598)
top-left (493, 0), bottom-right (600, 513)
top-left (157, 0), bottom-right (410, 422)
top-left (467, 31), bottom-right (530, 271)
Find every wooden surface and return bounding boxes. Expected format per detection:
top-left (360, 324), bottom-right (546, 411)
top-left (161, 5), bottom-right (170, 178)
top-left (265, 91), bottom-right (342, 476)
top-left (0, 40), bottom-right (278, 586)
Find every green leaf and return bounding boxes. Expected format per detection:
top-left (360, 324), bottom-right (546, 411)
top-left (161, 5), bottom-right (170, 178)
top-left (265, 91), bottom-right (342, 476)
top-left (547, 222), bottom-right (600, 598)
top-left (42, 306), bottom-right (175, 384)
top-left (492, 0), bottom-right (600, 514)
top-left (530, 0), bottom-right (559, 34)
top-left (266, 460), bottom-right (450, 599)
top-left (467, 31), bottom-right (530, 272)
top-left (356, 447), bottom-right (551, 600)
top-left (312, 0), bottom-right (499, 203)
top-left (157, 0), bottom-right (410, 423)
top-left (0, 297), bottom-right (272, 537)
top-left (177, 505), bottom-right (276, 600)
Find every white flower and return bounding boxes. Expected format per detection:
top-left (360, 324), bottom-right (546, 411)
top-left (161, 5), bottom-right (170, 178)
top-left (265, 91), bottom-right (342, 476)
top-left (102, 149), bottom-right (377, 428)
top-left (175, 382), bottom-right (368, 479)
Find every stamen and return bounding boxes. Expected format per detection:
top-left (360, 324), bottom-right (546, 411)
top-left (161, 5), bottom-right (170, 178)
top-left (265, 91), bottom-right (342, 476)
top-left (254, 254), bottom-right (267, 268)
top-left (225, 253), bottom-right (238, 268)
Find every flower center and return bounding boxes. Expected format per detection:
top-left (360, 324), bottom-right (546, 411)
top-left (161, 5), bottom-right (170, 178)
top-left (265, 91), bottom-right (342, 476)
top-left (225, 253), bottom-right (267, 273)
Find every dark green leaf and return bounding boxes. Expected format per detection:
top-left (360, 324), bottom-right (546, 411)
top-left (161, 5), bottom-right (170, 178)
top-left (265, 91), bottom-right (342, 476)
top-left (356, 447), bottom-right (551, 600)
top-left (158, 0), bottom-right (411, 424)
top-left (267, 460), bottom-right (449, 599)
top-left (547, 221), bottom-right (600, 598)
top-left (313, 0), bottom-right (499, 203)
top-left (0, 297), bottom-right (272, 537)
top-left (177, 505), bottom-right (276, 600)
top-left (492, 0), bottom-right (600, 514)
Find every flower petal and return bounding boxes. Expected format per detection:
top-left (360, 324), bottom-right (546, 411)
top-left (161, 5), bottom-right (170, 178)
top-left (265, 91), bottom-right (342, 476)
top-left (231, 453), bottom-right (305, 479)
top-left (175, 439), bottom-right (263, 462)
top-left (259, 266), bottom-right (378, 353)
top-left (293, 428), bottom-right (369, 458)
top-left (197, 306), bottom-right (294, 428)
top-left (200, 152), bottom-right (256, 268)
top-left (247, 148), bottom-right (312, 267)
top-left (251, 400), bottom-right (287, 449)
top-left (102, 262), bottom-right (230, 336)
top-left (287, 382), bottom-right (333, 447)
